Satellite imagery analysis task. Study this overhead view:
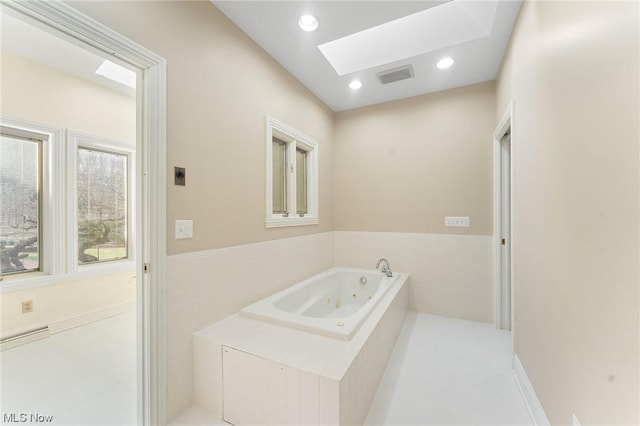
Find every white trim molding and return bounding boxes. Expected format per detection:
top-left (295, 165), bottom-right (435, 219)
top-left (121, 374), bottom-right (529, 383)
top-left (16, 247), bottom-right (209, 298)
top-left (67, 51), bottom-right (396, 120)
top-left (66, 130), bottom-right (136, 274)
top-left (265, 115), bottom-right (319, 228)
top-left (493, 100), bottom-right (515, 331)
top-left (0, 2), bottom-right (168, 425)
top-left (513, 354), bottom-right (551, 426)
top-left (0, 116), bottom-right (65, 279)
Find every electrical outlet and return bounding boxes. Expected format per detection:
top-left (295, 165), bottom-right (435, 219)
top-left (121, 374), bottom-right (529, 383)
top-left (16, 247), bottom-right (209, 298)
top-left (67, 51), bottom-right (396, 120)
top-left (572, 414), bottom-right (581, 426)
top-left (445, 216), bottom-right (470, 227)
top-left (22, 300), bottom-right (33, 314)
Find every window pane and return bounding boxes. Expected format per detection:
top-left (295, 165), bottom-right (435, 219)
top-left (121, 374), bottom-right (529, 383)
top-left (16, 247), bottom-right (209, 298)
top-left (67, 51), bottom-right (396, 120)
top-left (0, 135), bottom-right (40, 275)
top-left (272, 138), bottom-right (287, 214)
top-left (78, 148), bottom-right (127, 264)
top-left (296, 148), bottom-right (307, 215)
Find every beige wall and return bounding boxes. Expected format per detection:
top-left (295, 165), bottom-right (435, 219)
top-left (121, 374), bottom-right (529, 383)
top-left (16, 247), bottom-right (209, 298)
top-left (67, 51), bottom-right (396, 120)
top-left (0, 50), bottom-right (136, 338)
top-left (69, 1), bottom-right (335, 419)
top-left (497, 1), bottom-right (639, 424)
top-left (0, 50), bottom-right (135, 143)
top-left (333, 82), bottom-right (496, 324)
top-left (334, 81), bottom-right (495, 236)
top-left (72, 0), bottom-right (334, 256)
top-left (1, 271), bottom-right (136, 338)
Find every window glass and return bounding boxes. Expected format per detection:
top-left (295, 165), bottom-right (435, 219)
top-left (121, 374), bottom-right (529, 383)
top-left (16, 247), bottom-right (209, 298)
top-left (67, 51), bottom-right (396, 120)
top-left (272, 138), bottom-right (287, 214)
top-left (0, 135), bottom-right (41, 275)
top-left (77, 148), bottom-right (127, 264)
top-left (296, 148), bottom-right (307, 215)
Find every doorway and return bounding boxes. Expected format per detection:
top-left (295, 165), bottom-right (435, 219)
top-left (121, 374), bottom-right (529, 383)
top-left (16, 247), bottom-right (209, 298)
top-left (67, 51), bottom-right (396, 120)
top-left (494, 102), bottom-right (513, 331)
top-left (0, 1), bottom-right (166, 424)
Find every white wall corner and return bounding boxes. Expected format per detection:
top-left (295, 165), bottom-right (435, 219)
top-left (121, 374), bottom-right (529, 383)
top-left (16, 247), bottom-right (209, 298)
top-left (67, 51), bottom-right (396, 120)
top-left (512, 354), bottom-right (551, 426)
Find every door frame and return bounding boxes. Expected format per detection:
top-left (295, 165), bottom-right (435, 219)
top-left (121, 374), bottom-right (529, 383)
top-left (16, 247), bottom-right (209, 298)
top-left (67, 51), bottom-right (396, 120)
top-left (1, 1), bottom-right (168, 424)
top-left (493, 101), bottom-right (514, 331)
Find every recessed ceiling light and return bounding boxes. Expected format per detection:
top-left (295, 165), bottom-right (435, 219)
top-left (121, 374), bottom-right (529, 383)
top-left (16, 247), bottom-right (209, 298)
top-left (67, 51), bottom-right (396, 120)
top-left (95, 59), bottom-right (136, 89)
top-left (298, 15), bottom-right (318, 32)
top-left (436, 57), bottom-right (455, 70)
top-left (349, 80), bottom-right (363, 90)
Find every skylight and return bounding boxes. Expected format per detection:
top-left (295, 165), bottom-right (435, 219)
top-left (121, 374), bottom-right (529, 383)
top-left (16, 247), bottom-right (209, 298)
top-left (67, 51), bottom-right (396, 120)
top-left (95, 60), bottom-right (136, 89)
top-left (318, 1), bottom-right (498, 75)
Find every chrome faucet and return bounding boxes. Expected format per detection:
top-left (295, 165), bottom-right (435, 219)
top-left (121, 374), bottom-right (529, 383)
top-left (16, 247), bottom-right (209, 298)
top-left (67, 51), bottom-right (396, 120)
top-left (376, 258), bottom-right (393, 277)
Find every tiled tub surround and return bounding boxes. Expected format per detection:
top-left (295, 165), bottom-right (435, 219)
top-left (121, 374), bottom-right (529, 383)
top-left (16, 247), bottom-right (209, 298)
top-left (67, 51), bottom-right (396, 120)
top-left (166, 230), bottom-right (491, 419)
top-left (166, 232), bottom-right (335, 419)
top-left (334, 231), bottom-right (494, 323)
top-left (193, 271), bottom-right (410, 424)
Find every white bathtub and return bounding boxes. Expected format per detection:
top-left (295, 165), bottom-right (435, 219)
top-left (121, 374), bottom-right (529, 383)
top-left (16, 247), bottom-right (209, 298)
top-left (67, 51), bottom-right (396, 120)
top-left (240, 267), bottom-right (402, 340)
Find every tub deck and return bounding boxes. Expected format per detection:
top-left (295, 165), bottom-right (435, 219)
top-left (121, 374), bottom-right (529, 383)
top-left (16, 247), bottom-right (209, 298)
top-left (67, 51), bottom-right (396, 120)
top-left (193, 271), bottom-right (410, 425)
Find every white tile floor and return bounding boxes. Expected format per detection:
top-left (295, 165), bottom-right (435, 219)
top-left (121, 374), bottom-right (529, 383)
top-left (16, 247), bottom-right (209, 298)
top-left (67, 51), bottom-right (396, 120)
top-left (1, 311), bottom-right (137, 426)
top-left (364, 313), bottom-right (533, 426)
top-left (1, 311), bottom-right (532, 426)
top-left (171, 312), bottom-right (533, 426)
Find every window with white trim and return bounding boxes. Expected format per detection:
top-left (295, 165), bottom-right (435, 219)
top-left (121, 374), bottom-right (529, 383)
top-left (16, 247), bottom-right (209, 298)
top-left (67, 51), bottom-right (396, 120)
top-left (0, 127), bottom-right (44, 275)
top-left (77, 147), bottom-right (129, 264)
top-left (265, 116), bottom-right (318, 228)
top-left (68, 131), bottom-right (134, 270)
top-left (0, 117), bottom-right (135, 288)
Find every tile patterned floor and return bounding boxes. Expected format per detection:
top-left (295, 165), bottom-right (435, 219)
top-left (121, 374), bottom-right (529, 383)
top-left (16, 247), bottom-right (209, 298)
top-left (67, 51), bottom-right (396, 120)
top-left (1, 311), bottom-right (137, 426)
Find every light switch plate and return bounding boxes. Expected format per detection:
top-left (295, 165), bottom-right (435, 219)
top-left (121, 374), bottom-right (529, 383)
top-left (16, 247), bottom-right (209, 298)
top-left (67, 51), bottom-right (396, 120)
top-left (175, 220), bottom-right (193, 239)
top-left (174, 167), bottom-right (186, 186)
top-left (445, 216), bottom-right (470, 227)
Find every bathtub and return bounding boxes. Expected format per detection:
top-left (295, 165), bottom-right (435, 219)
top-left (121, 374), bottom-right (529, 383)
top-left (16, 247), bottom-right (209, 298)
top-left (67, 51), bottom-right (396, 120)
top-left (240, 267), bottom-right (402, 340)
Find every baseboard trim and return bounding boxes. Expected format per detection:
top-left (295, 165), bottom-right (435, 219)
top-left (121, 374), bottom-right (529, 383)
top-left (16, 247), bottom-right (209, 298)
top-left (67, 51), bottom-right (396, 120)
top-left (513, 353), bottom-right (551, 426)
top-left (1, 326), bottom-right (50, 351)
top-left (48, 300), bottom-right (135, 334)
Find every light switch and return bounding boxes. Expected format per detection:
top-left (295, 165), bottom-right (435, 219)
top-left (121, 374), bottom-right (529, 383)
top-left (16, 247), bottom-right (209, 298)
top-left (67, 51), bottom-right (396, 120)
top-left (175, 220), bottom-right (193, 239)
top-left (445, 216), bottom-right (470, 227)
top-left (174, 167), bottom-right (186, 186)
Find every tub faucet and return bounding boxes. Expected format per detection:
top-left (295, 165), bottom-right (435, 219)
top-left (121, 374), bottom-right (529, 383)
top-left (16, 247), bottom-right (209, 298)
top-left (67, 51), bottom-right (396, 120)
top-left (376, 258), bottom-right (393, 277)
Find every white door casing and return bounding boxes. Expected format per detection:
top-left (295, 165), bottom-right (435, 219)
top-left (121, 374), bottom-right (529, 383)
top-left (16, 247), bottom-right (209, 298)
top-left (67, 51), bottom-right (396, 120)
top-left (0, 1), bottom-right (168, 424)
top-left (493, 101), bottom-right (514, 332)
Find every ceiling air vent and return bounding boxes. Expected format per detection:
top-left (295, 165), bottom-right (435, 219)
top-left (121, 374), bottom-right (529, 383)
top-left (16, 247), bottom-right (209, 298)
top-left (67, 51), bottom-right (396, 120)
top-left (376, 65), bottom-right (414, 85)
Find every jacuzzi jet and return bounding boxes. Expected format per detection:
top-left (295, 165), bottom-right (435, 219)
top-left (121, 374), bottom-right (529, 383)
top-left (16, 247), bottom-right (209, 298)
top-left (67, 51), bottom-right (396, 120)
top-left (352, 293), bottom-right (357, 298)
top-left (337, 322), bottom-right (344, 327)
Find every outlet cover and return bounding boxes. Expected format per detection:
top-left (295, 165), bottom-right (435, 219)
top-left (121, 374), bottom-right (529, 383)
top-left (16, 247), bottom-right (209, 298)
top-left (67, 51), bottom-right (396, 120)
top-left (22, 300), bottom-right (33, 313)
top-left (175, 220), bottom-right (193, 239)
top-left (445, 216), bottom-right (470, 227)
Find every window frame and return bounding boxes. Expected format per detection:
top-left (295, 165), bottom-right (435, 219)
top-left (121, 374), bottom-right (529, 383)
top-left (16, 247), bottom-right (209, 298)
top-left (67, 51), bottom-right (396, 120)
top-left (67, 130), bottom-right (135, 273)
top-left (0, 118), bottom-right (65, 283)
top-left (0, 127), bottom-right (44, 276)
top-left (265, 115), bottom-right (319, 228)
top-left (0, 117), bottom-right (135, 292)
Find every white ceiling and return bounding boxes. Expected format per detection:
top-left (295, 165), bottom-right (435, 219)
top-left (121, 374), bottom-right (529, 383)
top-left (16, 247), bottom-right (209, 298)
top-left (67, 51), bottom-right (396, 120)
top-left (212, 1), bottom-right (522, 112)
top-left (0, 12), bottom-right (136, 97)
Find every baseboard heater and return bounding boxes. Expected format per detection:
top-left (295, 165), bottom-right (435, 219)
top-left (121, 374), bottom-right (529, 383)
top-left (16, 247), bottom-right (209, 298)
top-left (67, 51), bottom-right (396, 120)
top-left (1, 326), bottom-right (50, 351)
